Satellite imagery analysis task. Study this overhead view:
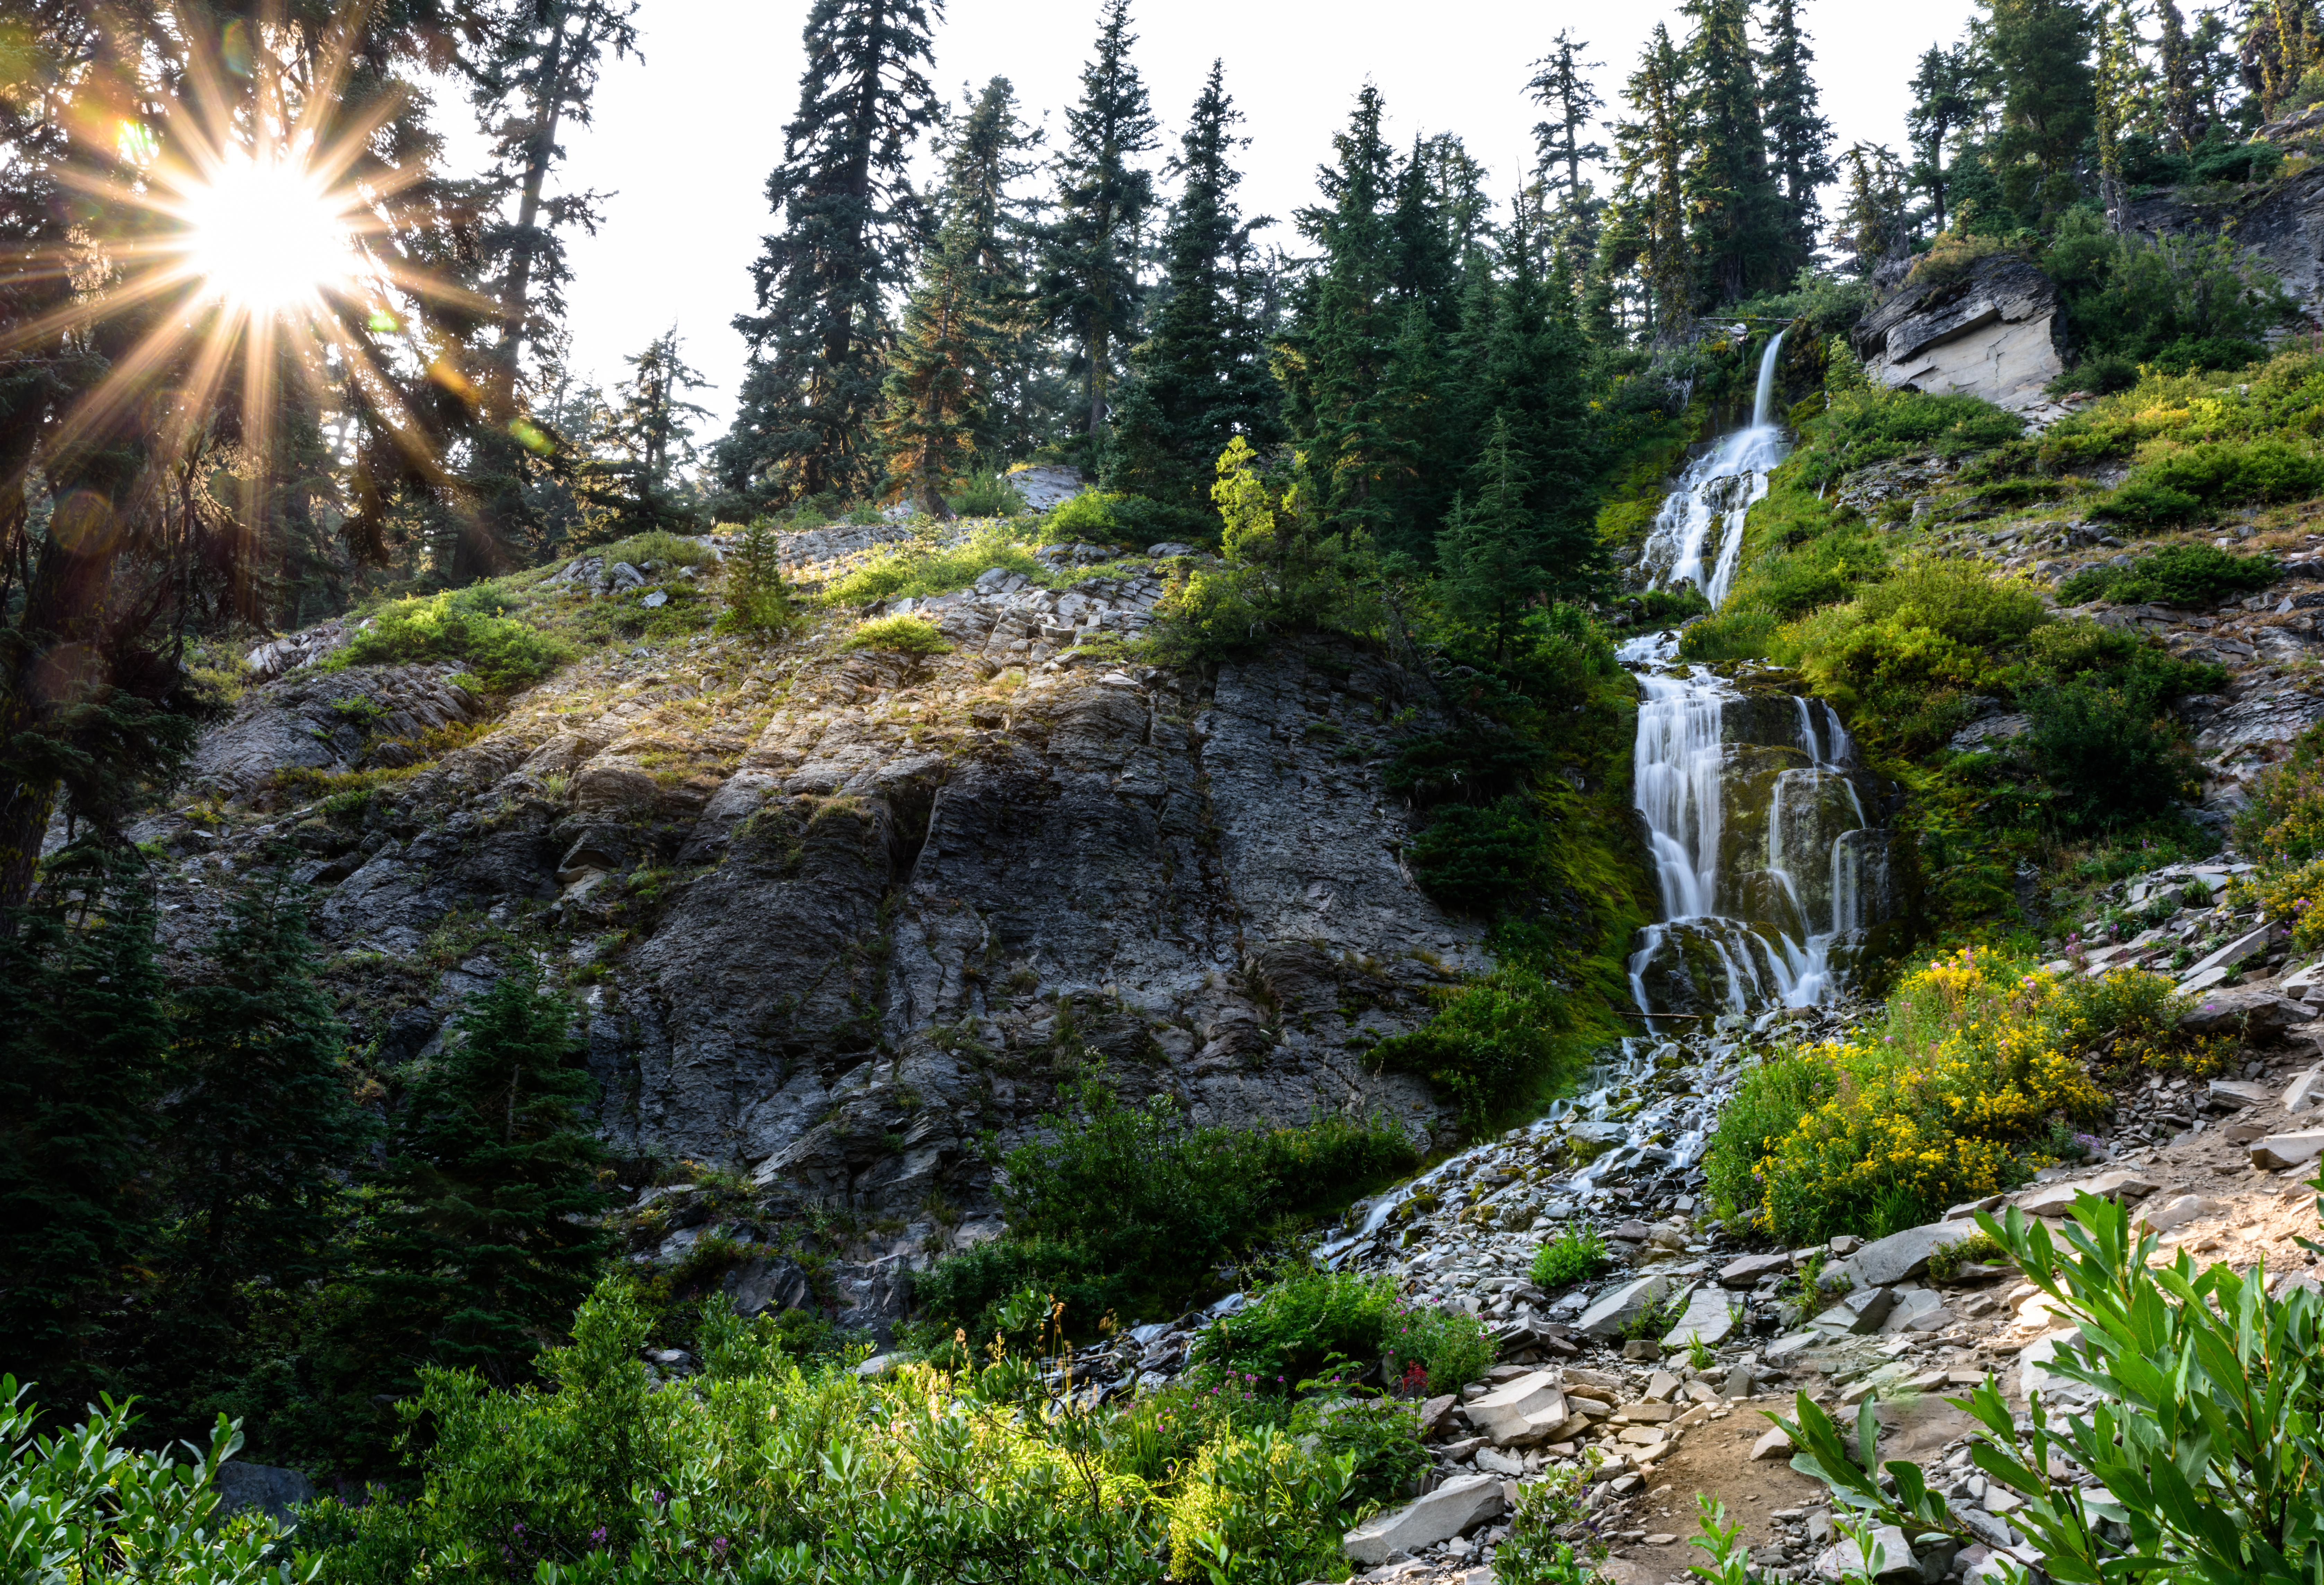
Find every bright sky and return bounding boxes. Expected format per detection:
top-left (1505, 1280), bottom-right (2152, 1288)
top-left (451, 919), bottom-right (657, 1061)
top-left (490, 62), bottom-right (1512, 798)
top-left (518, 0), bottom-right (1985, 431)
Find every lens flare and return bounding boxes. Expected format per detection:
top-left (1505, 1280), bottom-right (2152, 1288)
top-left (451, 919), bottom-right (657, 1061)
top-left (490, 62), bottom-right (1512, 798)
top-left (178, 154), bottom-right (357, 312)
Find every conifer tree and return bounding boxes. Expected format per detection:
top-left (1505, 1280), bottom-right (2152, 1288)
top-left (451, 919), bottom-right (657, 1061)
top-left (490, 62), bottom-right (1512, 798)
top-left (1907, 44), bottom-right (1981, 233)
top-left (1980, 0), bottom-right (2097, 219)
top-left (940, 77), bottom-right (1058, 462)
top-left (1758, 0), bottom-right (1836, 274)
top-left (351, 968), bottom-right (611, 1386)
top-left (1108, 62), bottom-right (1280, 518)
top-left (718, 0), bottom-right (943, 507)
top-left (881, 219), bottom-right (989, 516)
top-left (2155, 0), bottom-right (2200, 149)
top-left (1438, 414), bottom-right (1548, 659)
top-left (599, 332), bottom-right (711, 534)
top-left (1388, 138), bottom-right (1462, 327)
top-left (1684, 0), bottom-right (1785, 303)
top-left (139, 864), bottom-right (369, 1436)
top-left (2094, 0), bottom-right (2138, 224)
top-left (0, 850), bottom-right (172, 1400)
top-left (1615, 25), bottom-right (1694, 336)
top-left (1829, 144), bottom-right (1911, 274)
top-left (1041, 0), bottom-right (1161, 449)
top-left (1527, 32), bottom-right (1608, 275)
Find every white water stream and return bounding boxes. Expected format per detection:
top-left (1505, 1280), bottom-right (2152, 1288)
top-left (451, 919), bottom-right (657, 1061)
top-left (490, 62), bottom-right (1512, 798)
top-left (1620, 331), bottom-right (1888, 1023)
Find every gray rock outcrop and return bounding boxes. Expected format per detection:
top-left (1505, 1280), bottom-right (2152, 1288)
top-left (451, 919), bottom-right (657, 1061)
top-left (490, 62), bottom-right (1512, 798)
top-left (1851, 254), bottom-right (2065, 414)
top-left (2123, 166), bottom-right (2324, 331)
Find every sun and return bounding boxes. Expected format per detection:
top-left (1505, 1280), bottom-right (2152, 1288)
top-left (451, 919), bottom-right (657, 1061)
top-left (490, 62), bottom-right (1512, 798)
top-left (177, 153), bottom-right (360, 314)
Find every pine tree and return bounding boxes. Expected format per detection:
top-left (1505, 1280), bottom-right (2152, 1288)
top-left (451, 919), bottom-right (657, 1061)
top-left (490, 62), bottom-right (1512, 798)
top-left (602, 331), bottom-right (711, 533)
top-left (2093, 0), bottom-right (2138, 224)
top-left (1108, 61), bottom-right (1280, 519)
top-left (2155, 0), bottom-right (2200, 149)
top-left (0, 849), bottom-right (172, 1400)
top-left (939, 77), bottom-right (1058, 463)
top-left (352, 967), bottom-right (611, 1386)
top-left (880, 221), bottom-right (989, 516)
top-left (1041, 0), bottom-right (1161, 451)
top-left (1829, 144), bottom-right (1912, 274)
top-left (1614, 25), bottom-right (1694, 337)
top-left (139, 863), bottom-right (370, 1437)
top-left (717, 0), bottom-right (943, 507)
top-left (1684, 0), bottom-right (1785, 304)
top-left (1527, 32), bottom-right (1608, 276)
top-left (1438, 415), bottom-right (1548, 659)
top-left (1980, 0), bottom-right (2097, 219)
top-left (1907, 44), bottom-right (1981, 233)
top-left (1758, 0), bottom-right (1836, 275)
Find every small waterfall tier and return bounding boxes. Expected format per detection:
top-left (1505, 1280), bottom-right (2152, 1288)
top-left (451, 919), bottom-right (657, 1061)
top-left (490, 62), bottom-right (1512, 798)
top-left (1620, 631), bottom-right (1896, 1020)
top-left (1637, 332), bottom-right (1790, 610)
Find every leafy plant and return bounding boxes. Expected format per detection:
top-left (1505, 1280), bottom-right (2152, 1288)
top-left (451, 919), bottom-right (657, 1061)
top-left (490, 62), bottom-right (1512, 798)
top-left (1530, 1223), bottom-right (1608, 1288)
top-left (951, 471), bottom-right (1029, 518)
top-left (2056, 542), bottom-right (2280, 607)
top-left (1380, 1303), bottom-right (1494, 1397)
top-left (841, 614), bottom-right (951, 655)
top-left (1493, 1459), bottom-right (1604, 1585)
top-left (326, 587), bottom-right (575, 693)
top-left (717, 520), bottom-right (799, 638)
top-left (1924, 1230), bottom-right (2005, 1281)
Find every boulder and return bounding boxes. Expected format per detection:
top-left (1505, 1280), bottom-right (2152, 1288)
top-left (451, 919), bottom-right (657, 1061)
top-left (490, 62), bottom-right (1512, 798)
top-left (1811, 1523), bottom-right (1921, 1583)
top-left (1466, 1371), bottom-right (1567, 1445)
top-left (1811, 1287), bottom-right (1895, 1335)
top-left (1836, 1221), bottom-right (1983, 1288)
top-left (2208, 1079), bottom-right (2276, 1109)
top-left (1751, 1425), bottom-right (1794, 1460)
top-left (1850, 254), bottom-right (2063, 413)
top-left (2137, 1193), bottom-right (2217, 1233)
top-left (1718, 1251), bottom-right (1792, 1288)
top-left (212, 1462), bottom-right (316, 1524)
top-left (2178, 986), bottom-right (2309, 1037)
top-left (2178, 927), bottom-right (2274, 986)
top-left (2014, 1168), bottom-right (2157, 1218)
top-left (1575, 1274), bottom-right (1676, 1339)
top-left (1661, 1286), bottom-right (1738, 1351)
top-left (2287, 1067), bottom-right (2324, 1115)
top-left (572, 760), bottom-right (662, 816)
top-left (724, 1255), bottom-right (812, 1317)
top-left (1342, 1473), bottom-right (1505, 1565)
top-left (2251, 1130), bottom-right (2324, 1171)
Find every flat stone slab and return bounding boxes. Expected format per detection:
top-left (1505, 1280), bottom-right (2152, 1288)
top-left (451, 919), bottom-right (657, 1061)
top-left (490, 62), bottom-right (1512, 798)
top-left (1812, 1286), bottom-right (1894, 1335)
top-left (2014, 1168), bottom-right (2158, 1218)
top-left (2286, 1067), bottom-right (2324, 1114)
top-left (2180, 986), bottom-right (2312, 1036)
top-left (2208, 1079), bottom-right (2275, 1107)
top-left (1812, 1523), bottom-right (1920, 1583)
top-left (1343, 1472), bottom-right (1505, 1564)
top-left (2251, 1130), bottom-right (2324, 1171)
top-left (2138, 1193), bottom-right (2218, 1233)
top-left (1840, 1221), bottom-right (1984, 1288)
top-left (1575, 1273), bottom-right (1676, 1339)
top-left (1467, 1371), bottom-right (1566, 1445)
top-left (2181, 925), bottom-right (2272, 983)
top-left (1718, 1251), bottom-right (1792, 1288)
top-left (1662, 1285), bottom-right (1738, 1350)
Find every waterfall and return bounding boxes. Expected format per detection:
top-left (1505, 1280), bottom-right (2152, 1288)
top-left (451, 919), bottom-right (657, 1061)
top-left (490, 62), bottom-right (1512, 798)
top-left (1637, 330), bottom-right (1789, 610)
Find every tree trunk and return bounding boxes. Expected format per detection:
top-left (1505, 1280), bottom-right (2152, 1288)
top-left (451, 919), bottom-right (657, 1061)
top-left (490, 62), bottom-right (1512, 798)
top-left (491, 16), bottom-right (571, 419)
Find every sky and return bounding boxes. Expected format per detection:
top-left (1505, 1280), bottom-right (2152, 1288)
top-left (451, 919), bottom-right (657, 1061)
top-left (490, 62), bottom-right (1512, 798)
top-left (510, 0), bottom-right (1986, 431)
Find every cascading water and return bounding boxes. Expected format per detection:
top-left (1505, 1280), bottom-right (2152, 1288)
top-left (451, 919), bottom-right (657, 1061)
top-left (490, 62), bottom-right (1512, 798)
top-left (1620, 330), bottom-right (1894, 1022)
top-left (1637, 332), bottom-right (1790, 609)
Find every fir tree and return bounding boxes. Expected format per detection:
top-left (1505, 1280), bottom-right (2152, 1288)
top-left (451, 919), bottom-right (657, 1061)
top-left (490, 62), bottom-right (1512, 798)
top-left (1980, 0), bottom-right (2097, 219)
top-left (1041, 0), bottom-right (1161, 450)
top-left (1684, 0), bottom-right (1785, 304)
top-left (718, 0), bottom-right (944, 507)
top-left (351, 967), bottom-right (611, 1386)
top-left (1438, 415), bottom-right (1549, 659)
top-left (602, 331), bottom-right (711, 533)
top-left (2155, 0), bottom-right (2200, 149)
top-left (0, 849), bottom-right (172, 1400)
top-left (1527, 32), bottom-right (1608, 275)
top-left (881, 219), bottom-right (990, 516)
top-left (1907, 44), bottom-right (1981, 233)
top-left (1388, 137), bottom-right (1461, 327)
top-left (939, 77), bottom-right (1059, 462)
top-left (138, 863), bottom-right (370, 1439)
top-left (2094, 0), bottom-right (2139, 224)
top-left (1758, 0), bottom-right (1836, 274)
top-left (1830, 144), bottom-right (1912, 274)
top-left (1615, 25), bottom-right (1694, 336)
top-left (1108, 61), bottom-right (1280, 519)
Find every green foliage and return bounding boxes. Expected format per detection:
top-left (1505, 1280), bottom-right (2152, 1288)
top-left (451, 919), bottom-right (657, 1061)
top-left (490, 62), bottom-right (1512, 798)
top-left (1494, 1463), bottom-right (1603, 1585)
top-left (1192, 1271), bottom-right (1396, 1390)
top-left (339, 967), bottom-right (611, 1404)
top-left (2237, 723), bottom-right (2324, 865)
top-left (1924, 1230), bottom-right (2004, 1281)
top-left (840, 614), bottom-right (952, 655)
top-left (1149, 440), bottom-right (1381, 663)
top-left (327, 587), bottom-right (574, 693)
top-left (1379, 1303), bottom-right (1494, 1397)
top-left (1791, 386), bottom-right (2024, 489)
top-left (588, 529), bottom-right (718, 570)
top-left (2093, 439), bottom-right (2324, 526)
top-left (1047, 489), bottom-right (1136, 543)
top-left (1529, 1223), bottom-right (1608, 1288)
top-left (1370, 961), bottom-right (1582, 1130)
top-left (2043, 208), bottom-right (2293, 378)
top-left (2022, 676), bottom-right (2199, 833)
top-left (1407, 796), bottom-right (1547, 912)
top-left (716, 520), bottom-right (800, 638)
top-left (919, 1082), bottom-right (1417, 1335)
top-left (0, 1378), bottom-right (305, 1585)
top-left (2056, 541), bottom-right (2280, 605)
top-left (1772, 1192), bottom-right (2324, 1585)
top-left (818, 522), bottom-right (1049, 606)
top-left (951, 471), bottom-right (1029, 517)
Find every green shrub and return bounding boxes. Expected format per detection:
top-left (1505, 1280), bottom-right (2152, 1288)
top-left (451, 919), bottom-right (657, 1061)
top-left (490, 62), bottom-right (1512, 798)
top-left (1529, 1223), bottom-right (1608, 1289)
top-left (1371, 963), bottom-right (1579, 1130)
top-left (1924, 1229), bottom-right (2005, 1281)
top-left (1380, 1303), bottom-right (1495, 1396)
top-left (326, 588), bottom-right (574, 693)
top-left (1677, 607), bottom-right (1781, 661)
top-left (716, 520), bottom-right (800, 638)
top-left (949, 471), bottom-right (1028, 518)
top-left (1795, 387), bottom-right (2025, 487)
top-left (1287, 1392), bottom-right (1428, 1505)
top-left (590, 529), bottom-right (717, 569)
top-left (818, 523), bottom-right (1050, 607)
top-left (1407, 797), bottom-right (1546, 912)
top-left (2236, 722), bottom-right (2324, 864)
top-left (2094, 438), bottom-right (2324, 526)
top-left (1768, 1193), bottom-right (2324, 1585)
top-left (840, 614), bottom-right (951, 654)
top-left (2056, 541), bottom-right (2280, 606)
top-left (1193, 1271), bottom-right (1396, 1390)
top-left (1045, 489), bottom-right (1128, 542)
top-left (2023, 677), bottom-right (2199, 832)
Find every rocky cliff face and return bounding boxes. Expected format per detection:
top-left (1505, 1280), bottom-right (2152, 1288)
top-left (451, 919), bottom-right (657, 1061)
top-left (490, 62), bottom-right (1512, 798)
top-left (2124, 166), bottom-right (2324, 329)
top-left (1850, 253), bottom-right (2068, 415)
top-left (141, 540), bottom-right (1497, 1251)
